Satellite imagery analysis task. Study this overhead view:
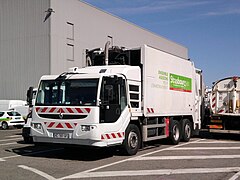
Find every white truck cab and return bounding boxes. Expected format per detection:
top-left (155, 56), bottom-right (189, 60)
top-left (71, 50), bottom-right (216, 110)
top-left (32, 66), bottom-right (139, 148)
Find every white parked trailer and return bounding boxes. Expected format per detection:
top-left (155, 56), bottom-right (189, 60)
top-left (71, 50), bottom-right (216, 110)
top-left (29, 44), bottom-right (203, 155)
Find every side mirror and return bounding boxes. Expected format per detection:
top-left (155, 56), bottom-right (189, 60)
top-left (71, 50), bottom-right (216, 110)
top-left (27, 86), bottom-right (34, 107)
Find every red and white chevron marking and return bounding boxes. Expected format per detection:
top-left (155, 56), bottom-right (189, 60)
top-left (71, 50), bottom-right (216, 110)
top-left (218, 109), bottom-right (225, 114)
top-left (211, 92), bottom-right (216, 111)
top-left (147, 108), bottom-right (154, 113)
top-left (44, 122), bottom-right (77, 129)
top-left (211, 93), bottom-right (225, 114)
top-left (36, 107), bottom-right (91, 114)
top-left (101, 132), bottom-right (125, 140)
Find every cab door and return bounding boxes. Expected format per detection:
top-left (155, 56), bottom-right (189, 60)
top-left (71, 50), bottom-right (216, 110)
top-left (100, 76), bottom-right (127, 123)
top-left (195, 69), bottom-right (203, 128)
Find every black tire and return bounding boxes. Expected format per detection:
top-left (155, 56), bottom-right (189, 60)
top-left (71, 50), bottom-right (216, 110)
top-left (169, 120), bottom-right (180, 145)
top-left (121, 124), bottom-right (141, 156)
top-left (181, 119), bottom-right (192, 142)
top-left (1, 122), bottom-right (8, 130)
top-left (23, 136), bottom-right (33, 143)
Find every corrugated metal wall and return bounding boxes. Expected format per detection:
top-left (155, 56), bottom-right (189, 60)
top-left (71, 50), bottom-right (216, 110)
top-left (0, 0), bottom-right (50, 100)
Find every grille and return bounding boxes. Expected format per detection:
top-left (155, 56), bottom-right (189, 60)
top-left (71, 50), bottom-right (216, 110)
top-left (37, 114), bottom-right (87, 119)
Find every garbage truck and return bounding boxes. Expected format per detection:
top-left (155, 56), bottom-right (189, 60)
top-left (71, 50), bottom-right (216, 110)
top-left (206, 76), bottom-right (240, 134)
top-left (28, 43), bottom-right (203, 155)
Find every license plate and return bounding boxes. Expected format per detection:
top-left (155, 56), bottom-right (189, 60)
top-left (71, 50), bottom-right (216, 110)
top-left (53, 133), bottom-right (69, 139)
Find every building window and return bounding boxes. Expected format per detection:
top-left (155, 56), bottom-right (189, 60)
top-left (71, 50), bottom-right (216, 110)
top-left (67, 22), bottom-right (74, 40)
top-left (67, 44), bottom-right (74, 61)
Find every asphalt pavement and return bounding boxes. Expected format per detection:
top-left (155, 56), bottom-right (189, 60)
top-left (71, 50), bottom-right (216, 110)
top-left (0, 128), bottom-right (240, 180)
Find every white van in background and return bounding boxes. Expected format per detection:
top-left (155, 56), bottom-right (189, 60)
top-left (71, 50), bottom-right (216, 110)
top-left (0, 100), bottom-right (28, 120)
top-left (0, 100), bottom-right (27, 110)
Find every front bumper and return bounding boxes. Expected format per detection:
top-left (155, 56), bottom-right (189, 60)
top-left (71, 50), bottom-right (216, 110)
top-left (33, 136), bottom-right (108, 147)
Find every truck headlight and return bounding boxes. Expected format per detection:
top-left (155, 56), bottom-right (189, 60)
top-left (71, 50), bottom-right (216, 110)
top-left (81, 125), bottom-right (90, 132)
top-left (81, 125), bottom-right (96, 132)
top-left (32, 123), bottom-right (42, 130)
top-left (31, 123), bottom-right (44, 133)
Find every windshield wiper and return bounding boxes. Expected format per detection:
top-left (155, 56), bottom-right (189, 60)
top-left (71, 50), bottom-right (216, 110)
top-left (55, 72), bottom-right (79, 81)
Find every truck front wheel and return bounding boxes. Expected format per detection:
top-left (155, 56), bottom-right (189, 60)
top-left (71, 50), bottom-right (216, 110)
top-left (122, 124), bottom-right (141, 156)
top-left (23, 136), bottom-right (33, 143)
top-left (169, 120), bottom-right (180, 145)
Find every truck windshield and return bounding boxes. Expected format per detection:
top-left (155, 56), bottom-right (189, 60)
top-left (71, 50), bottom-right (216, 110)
top-left (35, 79), bottom-right (99, 106)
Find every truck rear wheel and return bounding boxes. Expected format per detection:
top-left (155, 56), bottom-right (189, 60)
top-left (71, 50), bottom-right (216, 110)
top-left (122, 124), bottom-right (141, 156)
top-left (169, 120), bottom-right (180, 145)
top-left (182, 119), bottom-right (192, 142)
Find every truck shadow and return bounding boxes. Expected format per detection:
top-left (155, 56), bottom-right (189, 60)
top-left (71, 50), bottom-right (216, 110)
top-left (199, 131), bottom-right (240, 141)
top-left (10, 141), bottom-right (118, 161)
top-left (11, 139), bottom-right (167, 161)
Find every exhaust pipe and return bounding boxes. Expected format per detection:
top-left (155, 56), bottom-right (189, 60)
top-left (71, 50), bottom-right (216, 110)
top-left (86, 55), bottom-right (92, 66)
top-left (104, 41), bottom-right (111, 65)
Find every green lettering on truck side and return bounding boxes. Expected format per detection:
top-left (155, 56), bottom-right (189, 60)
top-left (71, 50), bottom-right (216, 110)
top-left (169, 73), bottom-right (192, 92)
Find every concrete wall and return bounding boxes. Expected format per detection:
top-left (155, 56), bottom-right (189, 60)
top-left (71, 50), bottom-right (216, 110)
top-left (0, 0), bottom-right (188, 100)
top-left (50, 0), bottom-right (188, 74)
top-left (0, 0), bottom-right (50, 100)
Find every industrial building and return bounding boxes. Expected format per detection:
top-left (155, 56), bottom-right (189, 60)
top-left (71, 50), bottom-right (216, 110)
top-left (0, 0), bottom-right (188, 100)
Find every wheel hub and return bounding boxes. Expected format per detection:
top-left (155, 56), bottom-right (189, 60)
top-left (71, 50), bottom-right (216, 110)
top-left (185, 124), bottom-right (191, 138)
top-left (128, 131), bottom-right (138, 149)
top-left (173, 125), bottom-right (180, 141)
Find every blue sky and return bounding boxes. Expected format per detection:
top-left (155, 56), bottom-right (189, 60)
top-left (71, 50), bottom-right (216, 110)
top-left (83, 0), bottom-right (240, 86)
